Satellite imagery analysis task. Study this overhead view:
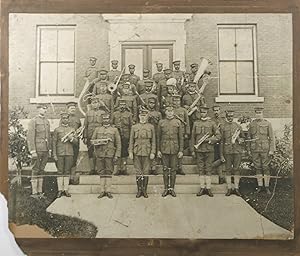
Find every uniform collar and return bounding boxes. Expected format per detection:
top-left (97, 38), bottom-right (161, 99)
top-left (61, 124), bottom-right (69, 127)
top-left (38, 114), bottom-right (45, 119)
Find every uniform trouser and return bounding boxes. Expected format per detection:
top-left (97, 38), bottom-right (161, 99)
top-left (56, 155), bottom-right (74, 192)
top-left (161, 154), bottom-right (178, 190)
top-left (70, 143), bottom-right (80, 181)
top-left (87, 139), bottom-right (96, 172)
top-left (96, 157), bottom-right (114, 193)
top-left (196, 152), bottom-right (214, 189)
top-left (213, 143), bottom-right (225, 178)
top-left (150, 157), bottom-right (159, 172)
top-left (252, 152), bottom-right (271, 187)
top-left (224, 153), bottom-right (242, 189)
top-left (31, 151), bottom-right (49, 195)
top-left (133, 155), bottom-right (151, 175)
top-left (117, 137), bottom-right (129, 172)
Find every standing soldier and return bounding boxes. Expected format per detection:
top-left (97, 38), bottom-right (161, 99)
top-left (139, 79), bottom-right (159, 110)
top-left (171, 60), bottom-right (185, 91)
top-left (220, 110), bottom-right (244, 196)
top-left (157, 106), bottom-right (184, 197)
top-left (136, 69), bottom-right (152, 94)
top-left (27, 104), bottom-right (51, 199)
top-left (83, 97), bottom-right (105, 175)
top-left (191, 106), bottom-right (221, 197)
top-left (65, 102), bottom-right (82, 185)
top-left (248, 107), bottom-right (275, 194)
top-left (128, 64), bottom-right (140, 86)
top-left (161, 78), bottom-right (176, 113)
top-left (129, 109), bottom-right (156, 198)
top-left (112, 99), bottom-right (133, 175)
top-left (211, 105), bottom-right (227, 184)
top-left (152, 62), bottom-right (165, 86)
top-left (173, 94), bottom-right (190, 175)
top-left (53, 112), bottom-right (79, 198)
top-left (93, 80), bottom-right (114, 114)
top-left (107, 60), bottom-right (121, 83)
top-left (92, 114), bottom-right (121, 199)
top-left (147, 97), bottom-right (162, 175)
top-left (157, 68), bottom-right (173, 101)
top-left (85, 57), bottom-right (99, 83)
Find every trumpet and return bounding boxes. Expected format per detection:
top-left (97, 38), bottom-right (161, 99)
top-left (61, 130), bottom-right (76, 143)
top-left (231, 128), bottom-right (241, 144)
top-left (194, 132), bottom-right (210, 149)
top-left (174, 114), bottom-right (187, 126)
top-left (91, 138), bottom-right (113, 146)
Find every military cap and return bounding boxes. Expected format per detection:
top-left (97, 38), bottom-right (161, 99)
top-left (188, 82), bottom-right (197, 86)
top-left (123, 81), bottom-right (131, 87)
top-left (254, 106), bottom-right (264, 112)
top-left (144, 79), bottom-right (154, 84)
top-left (102, 113), bottom-right (111, 119)
top-left (172, 94), bottom-right (181, 99)
top-left (111, 60), bottom-right (118, 64)
top-left (212, 105), bottom-right (221, 110)
top-left (60, 111), bottom-right (69, 118)
top-left (139, 108), bottom-right (149, 115)
top-left (99, 69), bottom-right (108, 75)
top-left (166, 77), bottom-right (177, 86)
top-left (148, 97), bottom-right (157, 102)
top-left (66, 102), bottom-right (77, 108)
top-left (156, 62), bottom-right (163, 66)
top-left (226, 109), bottom-right (235, 115)
top-left (190, 63), bottom-right (198, 68)
top-left (89, 57), bottom-right (97, 61)
top-left (143, 68), bottom-right (150, 73)
top-left (165, 105), bottom-right (174, 111)
top-left (199, 105), bottom-right (209, 110)
top-left (37, 104), bottom-right (48, 109)
top-left (121, 74), bottom-right (130, 80)
top-left (128, 64), bottom-right (135, 68)
top-left (118, 99), bottom-right (127, 104)
top-left (163, 68), bottom-right (172, 74)
top-left (173, 60), bottom-right (181, 64)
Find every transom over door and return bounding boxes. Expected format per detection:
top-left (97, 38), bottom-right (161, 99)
top-left (121, 44), bottom-right (173, 78)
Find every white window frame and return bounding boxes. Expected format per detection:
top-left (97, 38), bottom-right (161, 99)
top-left (30, 25), bottom-right (77, 104)
top-left (215, 24), bottom-right (264, 103)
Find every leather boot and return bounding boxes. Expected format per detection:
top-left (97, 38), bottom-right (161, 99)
top-left (234, 188), bottom-right (242, 197)
top-left (143, 176), bottom-right (149, 198)
top-left (56, 191), bottom-right (63, 198)
top-left (207, 189), bottom-right (214, 197)
top-left (161, 172), bottom-right (169, 197)
top-left (169, 172), bottom-right (176, 197)
top-left (89, 158), bottom-right (96, 175)
top-left (196, 188), bottom-right (205, 197)
top-left (225, 189), bottom-right (232, 196)
top-left (136, 176), bottom-right (143, 198)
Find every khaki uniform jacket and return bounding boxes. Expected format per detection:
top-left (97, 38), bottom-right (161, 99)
top-left (182, 92), bottom-right (205, 110)
top-left (59, 114), bottom-right (81, 130)
top-left (174, 107), bottom-right (190, 135)
top-left (220, 121), bottom-right (244, 154)
top-left (139, 92), bottom-right (159, 109)
top-left (27, 116), bottom-right (51, 153)
top-left (191, 118), bottom-right (221, 153)
top-left (112, 110), bottom-right (133, 138)
top-left (129, 74), bottom-right (140, 86)
top-left (171, 70), bottom-right (185, 85)
top-left (152, 72), bottom-right (165, 84)
top-left (115, 95), bottom-right (138, 122)
top-left (83, 109), bottom-right (105, 139)
top-left (85, 66), bottom-right (99, 82)
top-left (211, 116), bottom-right (226, 129)
top-left (248, 119), bottom-right (275, 153)
top-left (94, 93), bottom-right (114, 113)
top-left (157, 118), bottom-right (184, 154)
top-left (136, 78), bottom-right (151, 94)
top-left (148, 110), bottom-right (162, 129)
top-left (92, 126), bottom-right (121, 158)
top-left (52, 125), bottom-right (78, 157)
top-left (107, 69), bottom-right (121, 82)
top-left (128, 123), bottom-right (156, 157)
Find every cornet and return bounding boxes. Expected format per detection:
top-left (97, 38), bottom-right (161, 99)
top-left (194, 132), bottom-right (210, 149)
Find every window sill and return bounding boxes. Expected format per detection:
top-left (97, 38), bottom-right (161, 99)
top-left (215, 95), bottom-right (264, 103)
top-left (30, 96), bottom-right (78, 104)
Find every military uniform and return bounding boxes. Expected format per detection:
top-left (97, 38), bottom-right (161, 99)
top-left (115, 94), bottom-right (138, 123)
top-left (220, 112), bottom-right (244, 196)
top-left (92, 116), bottom-right (121, 199)
top-left (157, 69), bottom-right (173, 101)
top-left (152, 63), bottom-right (165, 86)
top-left (157, 111), bottom-right (184, 197)
top-left (53, 113), bottom-right (79, 197)
top-left (128, 64), bottom-right (140, 86)
top-left (171, 60), bottom-right (185, 93)
top-left (248, 107), bottom-right (275, 192)
top-left (140, 91), bottom-right (158, 109)
top-left (136, 69), bottom-right (151, 94)
top-left (191, 107), bottom-right (221, 196)
top-left (27, 105), bottom-right (50, 197)
top-left (129, 116), bottom-right (156, 198)
top-left (85, 57), bottom-right (99, 83)
top-left (112, 106), bottom-right (133, 175)
top-left (107, 60), bottom-right (121, 83)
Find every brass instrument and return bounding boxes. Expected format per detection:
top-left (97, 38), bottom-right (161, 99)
top-left (76, 126), bottom-right (85, 140)
top-left (61, 130), bottom-right (76, 143)
top-left (91, 138), bottom-right (113, 146)
top-left (187, 90), bottom-right (203, 116)
top-left (174, 114), bottom-right (187, 126)
top-left (231, 128), bottom-right (241, 144)
top-left (194, 132), bottom-right (210, 149)
top-left (193, 57), bottom-right (212, 84)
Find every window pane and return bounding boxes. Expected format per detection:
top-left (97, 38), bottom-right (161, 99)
top-left (218, 28), bottom-right (236, 60)
top-left (237, 62), bottom-right (254, 94)
top-left (40, 63), bottom-right (57, 94)
top-left (58, 28), bottom-right (75, 61)
top-left (236, 28), bottom-right (253, 60)
top-left (57, 63), bottom-right (74, 94)
top-left (151, 48), bottom-right (170, 74)
top-left (124, 48), bottom-right (143, 78)
top-left (40, 28), bottom-right (57, 61)
top-left (219, 62), bottom-right (236, 94)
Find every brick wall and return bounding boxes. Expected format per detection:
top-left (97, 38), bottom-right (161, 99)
top-left (185, 14), bottom-right (292, 118)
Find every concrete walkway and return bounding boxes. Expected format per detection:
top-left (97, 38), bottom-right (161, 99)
top-left (47, 194), bottom-right (293, 240)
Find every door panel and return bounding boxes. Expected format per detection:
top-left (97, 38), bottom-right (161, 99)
top-left (124, 48), bottom-right (145, 78)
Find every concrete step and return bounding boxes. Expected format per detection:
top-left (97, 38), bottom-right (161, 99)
top-left (79, 175), bottom-right (220, 185)
top-left (68, 184), bottom-right (228, 195)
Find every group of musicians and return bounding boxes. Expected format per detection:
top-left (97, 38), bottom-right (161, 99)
top-left (27, 58), bottom-right (275, 200)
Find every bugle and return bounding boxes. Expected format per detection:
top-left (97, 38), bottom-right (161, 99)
top-left (194, 132), bottom-right (210, 149)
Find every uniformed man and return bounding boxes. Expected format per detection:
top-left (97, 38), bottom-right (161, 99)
top-left (27, 104), bottom-right (51, 199)
top-left (157, 68), bottom-right (173, 101)
top-left (107, 60), bottom-right (121, 83)
top-left (92, 114), bottom-right (121, 199)
top-left (136, 69), bottom-right (152, 94)
top-left (191, 105), bottom-right (221, 197)
top-left (173, 94), bottom-right (190, 175)
top-left (83, 97), bottom-right (105, 175)
top-left (171, 60), bottom-right (185, 92)
top-left (65, 102), bottom-right (82, 185)
top-left (129, 109), bottom-right (156, 198)
top-left (157, 106), bottom-right (184, 197)
top-left (248, 107), bottom-right (275, 194)
top-left (147, 97), bottom-right (162, 175)
top-left (93, 80), bottom-right (114, 113)
top-left (211, 105), bottom-right (227, 184)
top-left (161, 78), bottom-right (176, 113)
top-left (128, 64), bottom-right (140, 86)
top-left (139, 79), bottom-right (159, 110)
top-left (112, 99), bottom-right (133, 175)
top-left (152, 62), bottom-right (165, 85)
top-left (53, 112), bottom-right (79, 198)
top-left (85, 57), bottom-right (99, 83)
top-left (220, 110), bottom-right (245, 196)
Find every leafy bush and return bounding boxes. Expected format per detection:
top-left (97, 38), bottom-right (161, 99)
top-left (8, 106), bottom-right (31, 170)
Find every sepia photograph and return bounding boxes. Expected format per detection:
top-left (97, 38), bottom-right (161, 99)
top-left (7, 13), bottom-right (293, 240)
